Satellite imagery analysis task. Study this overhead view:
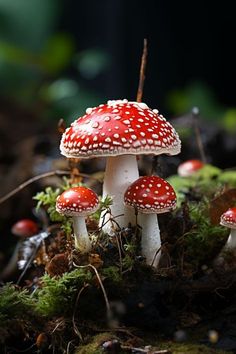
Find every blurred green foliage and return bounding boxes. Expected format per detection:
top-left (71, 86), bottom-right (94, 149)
top-left (167, 81), bottom-right (236, 132)
top-left (0, 0), bottom-right (109, 123)
top-left (168, 164), bottom-right (236, 206)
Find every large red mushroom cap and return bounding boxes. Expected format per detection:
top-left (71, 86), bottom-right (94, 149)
top-left (124, 176), bottom-right (177, 214)
top-left (11, 219), bottom-right (39, 238)
top-left (177, 159), bottom-right (204, 177)
top-left (60, 100), bottom-right (181, 158)
top-left (220, 207), bottom-right (236, 229)
top-left (56, 186), bottom-right (99, 217)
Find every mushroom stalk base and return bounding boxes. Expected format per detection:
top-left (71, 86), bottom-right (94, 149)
top-left (138, 213), bottom-right (161, 267)
top-left (73, 216), bottom-right (91, 253)
top-left (99, 155), bottom-right (139, 234)
top-left (225, 229), bottom-right (236, 249)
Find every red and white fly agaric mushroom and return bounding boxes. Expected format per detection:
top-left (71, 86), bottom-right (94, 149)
top-left (220, 207), bottom-right (236, 250)
top-left (177, 159), bottom-right (204, 177)
top-left (60, 99), bottom-right (181, 234)
top-left (0, 219), bottom-right (39, 280)
top-left (56, 186), bottom-right (99, 253)
top-left (124, 176), bottom-right (177, 267)
top-left (11, 219), bottom-right (39, 238)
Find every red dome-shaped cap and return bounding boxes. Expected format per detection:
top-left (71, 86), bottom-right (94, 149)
top-left (177, 159), bottom-right (204, 177)
top-left (124, 176), bottom-right (177, 214)
top-left (56, 186), bottom-right (99, 217)
top-left (11, 219), bottom-right (39, 238)
top-left (220, 207), bottom-right (236, 229)
top-left (60, 100), bottom-right (181, 159)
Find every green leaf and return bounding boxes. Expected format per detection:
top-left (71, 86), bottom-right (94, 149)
top-left (41, 33), bottom-right (75, 74)
top-left (0, 0), bottom-right (60, 51)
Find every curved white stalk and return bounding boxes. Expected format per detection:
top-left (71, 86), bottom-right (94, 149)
top-left (99, 155), bottom-right (139, 234)
top-left (138, 213), bottom-right (161, 267)
top-left (224, 228), bottom-right (236, 250)
top-left (73, 216), bottom-right (91, 253)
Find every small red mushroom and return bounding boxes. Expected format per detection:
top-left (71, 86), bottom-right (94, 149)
top-left (177, 159), bottom-right (204, 177)
top-left (11, 219), bottom-right (39, 238)
top-left (0, 219), bottom-right (39, 280)
top-left (124, 176), bottom-right (177, 267)
top-left (60, 100), bottom-right (181, 234)
top-left (220, 207), bottom-right (236, 250)
top-left (56, 186), bottom-right (99, 253)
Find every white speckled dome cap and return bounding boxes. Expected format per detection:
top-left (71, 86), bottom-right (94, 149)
top-left (220, 207), bottom-right (236, 229)
top-left (60, 99), bottom-right (181, 159)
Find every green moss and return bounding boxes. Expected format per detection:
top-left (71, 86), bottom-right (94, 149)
top-left (75, 333), bottom-right (231, 354)
top-left (75, 333), bottom-right (119, 354)
top-left (102, 266), bottom-right (122, 283)
top-left (157, 341), bottom-right (231, 353)
top-left (35, 268), bottom-right (92, 317)
top-left (0, 284), bottom-right (38, 343)
top-left (184, 202), bottom-right (228, 266)
top-left (218, 170), bottom-right (236, 187)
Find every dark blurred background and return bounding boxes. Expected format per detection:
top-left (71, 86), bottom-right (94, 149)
top-left (0, 0), bottom-right (236, 123)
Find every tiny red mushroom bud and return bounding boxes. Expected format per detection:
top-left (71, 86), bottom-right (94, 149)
top-left (56, 186), bottom-right (99, 253)
top-left (177, 159), bottom-right (204, 177)
top-left (124, 176), bottom-right (177, 267)
top-left (220, 207), bottom-right (236, 250)
top-left (11, 219), bottom-right (39, 238)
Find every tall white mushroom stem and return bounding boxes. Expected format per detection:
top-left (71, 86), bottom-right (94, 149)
top-left (225, 229), bottom-right (236, 249)
top-left (73, 216), bottom-right (91, 253)
top-left (99, 155), bottom-right (139, 234)
top-left (138, 213), bottom-right (161, 268)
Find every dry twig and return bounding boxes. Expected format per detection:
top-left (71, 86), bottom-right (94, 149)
top-left (136, 39), bottom-right (148, 102)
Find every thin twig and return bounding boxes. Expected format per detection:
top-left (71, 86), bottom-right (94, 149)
top-left (151, 245), bottom-right (162, 267)
top-left (72, 284), bottom-right (90, 341)
top-left (115, 233), bottom-right (123, 273)
top-left (0, 170), bottom-right (102, 205)
top-left (73, 263), bottom-right (112, 321)
top-left (121, 346), bottom-right (171, 354)
top-left (192, 107), bottom-right (207, 163)
top-left (136, 38), bottom-right (148, 102)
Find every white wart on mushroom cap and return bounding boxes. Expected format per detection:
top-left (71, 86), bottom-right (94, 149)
top-left (124, 176), bottom-right (177, 214)
top-left (60, 99), bottom-right (181, 158)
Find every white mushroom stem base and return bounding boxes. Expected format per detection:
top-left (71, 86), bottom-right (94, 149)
top-left (225, 229), bottom-right (236, 250)
top-left (138, 213), bottom-right (161, 268)
top-left (99, 155), bottom-right (139, 234)
top-left (73, 216), bottom-right (91, 253)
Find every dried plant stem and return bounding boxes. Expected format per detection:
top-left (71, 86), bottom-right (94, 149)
top-left (192, 107), bottom-right (207, 163)
top-left (72, 284), bottom-right (90, 341)
top-left (0, 170), bottom-right (102, 205)
top-left (73, 263), bottom-right (111, 321)
top-left (136, 38), bottom-right (148, 102)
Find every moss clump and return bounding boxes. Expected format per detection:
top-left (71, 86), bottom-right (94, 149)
top-left (184, 202), bottom-right (228, 266)
top-left (101, 266), bottom-right (122, 283)
top-left (157, 341), bottom-right (231, 353)
top-left (74, 333), bottom-right (231, 354)
top-left (0, 284), bottom-right (38, 343)
top-left (75, 333), bottom-right (119, 354)
top-left (35, 268), bottom-right (92, 317)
